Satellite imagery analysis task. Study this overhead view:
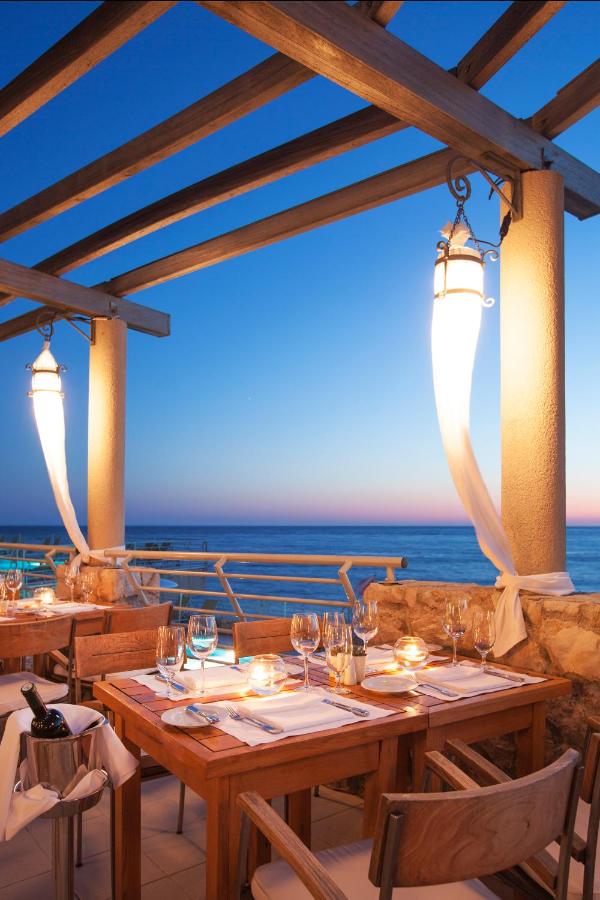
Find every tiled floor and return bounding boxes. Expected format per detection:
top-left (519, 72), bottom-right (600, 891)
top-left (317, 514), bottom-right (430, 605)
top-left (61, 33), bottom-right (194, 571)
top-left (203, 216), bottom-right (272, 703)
top-left (0, 777), bottom-right (363, 899)
top-left (1, 777), bottom-right (596, 898)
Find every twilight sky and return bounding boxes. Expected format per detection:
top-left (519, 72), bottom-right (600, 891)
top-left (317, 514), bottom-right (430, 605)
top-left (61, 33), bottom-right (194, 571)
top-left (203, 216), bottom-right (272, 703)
top-left (0, 0), bottom-right (599, 526)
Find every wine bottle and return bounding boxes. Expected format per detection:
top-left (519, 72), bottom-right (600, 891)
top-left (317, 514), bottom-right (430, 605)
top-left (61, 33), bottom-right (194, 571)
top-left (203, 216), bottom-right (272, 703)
top-left (20, 682), bottom-right (71, 738)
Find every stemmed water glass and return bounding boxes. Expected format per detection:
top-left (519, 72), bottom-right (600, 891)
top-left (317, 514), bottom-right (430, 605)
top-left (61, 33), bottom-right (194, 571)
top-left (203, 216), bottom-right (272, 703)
top-left (322, 611), bottom-right (346, 645)
top-left (156, 624), bottom-right (186, 700)
top-left (64, 567), bottom-right (76, 602)
top-left (78, 571), bottom-right (95, 605)
top-left (187, 615), bottom-right (218, 696)
top-left (0, 576), bottom-right (7, 616)
top-left (5, 567), bottom-right (22, 612)
top-left (290, 613), bottom-right (320, 691)
top-left (472, 609), bottom-right (496, 669)
top-left (352, 597), bottom-right (379, 657)
top-left (324, 622), bottom-right (352, 695)
top-left (442, 597), bottom-right (468, 667)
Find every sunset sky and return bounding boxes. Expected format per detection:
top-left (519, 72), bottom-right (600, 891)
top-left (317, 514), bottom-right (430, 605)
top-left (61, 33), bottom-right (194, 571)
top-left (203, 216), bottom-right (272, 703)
top-left (1, 1), bottom-right (599, 526)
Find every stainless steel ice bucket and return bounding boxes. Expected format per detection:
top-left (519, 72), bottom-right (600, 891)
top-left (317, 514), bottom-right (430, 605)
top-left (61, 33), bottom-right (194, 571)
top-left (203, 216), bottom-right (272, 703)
top-left (19, 717), bottom-right (107, 797)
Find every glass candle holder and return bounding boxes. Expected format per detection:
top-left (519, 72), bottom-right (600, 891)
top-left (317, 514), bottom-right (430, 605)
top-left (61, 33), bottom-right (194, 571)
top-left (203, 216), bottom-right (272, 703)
top-left (247, 654), bottom-right (287, 696)
top-left (33, 587), bottom-right (56, 608)
top-left (393, 636), bottom-right (429, 675)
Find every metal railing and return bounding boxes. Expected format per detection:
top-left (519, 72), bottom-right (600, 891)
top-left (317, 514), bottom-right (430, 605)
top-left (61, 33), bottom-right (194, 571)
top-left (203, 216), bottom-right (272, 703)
top-left (0, 542), bottom-right (408, 631)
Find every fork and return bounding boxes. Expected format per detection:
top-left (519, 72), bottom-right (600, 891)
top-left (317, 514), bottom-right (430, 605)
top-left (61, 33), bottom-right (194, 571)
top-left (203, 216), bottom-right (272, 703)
top-left (224, 703), bottom-right (283, 734)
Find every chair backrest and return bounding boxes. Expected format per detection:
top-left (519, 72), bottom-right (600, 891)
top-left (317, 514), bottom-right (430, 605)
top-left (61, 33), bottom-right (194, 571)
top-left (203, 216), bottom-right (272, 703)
top-left (581, 717), bottom-right (600, 899)
top-left (232, 617), bottom-right (292, 661)
top-left (75, 628), bottom-right (158, 679)
top-left (369, 750), bottom-right (581, 894)
top-left (104, 602), bottom-right (172, 634)
top-left (0, 615), bottom-right (74, 659)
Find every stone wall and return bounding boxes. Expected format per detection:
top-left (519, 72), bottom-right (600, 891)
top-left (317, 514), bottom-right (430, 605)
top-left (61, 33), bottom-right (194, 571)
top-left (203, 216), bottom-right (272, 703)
top-left (365, 580), bottom-right (600, 761)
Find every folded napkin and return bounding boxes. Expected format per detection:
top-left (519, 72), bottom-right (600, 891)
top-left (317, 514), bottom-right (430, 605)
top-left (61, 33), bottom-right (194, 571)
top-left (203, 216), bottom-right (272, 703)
top-left (0, 704), bottom-right (138, 841)
top-left (217, 688), bottom-right (395, 747)
top-left (416, 663), bottom-right (544, 702)
top-left (179, 666), bottom-right (248, 691)
top-left (47, 602), bottom-right (104, 613)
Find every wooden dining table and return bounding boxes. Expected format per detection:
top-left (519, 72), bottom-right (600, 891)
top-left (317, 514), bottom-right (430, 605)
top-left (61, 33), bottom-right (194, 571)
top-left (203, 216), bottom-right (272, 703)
top-left (94, 654), bottom-right (570, 900)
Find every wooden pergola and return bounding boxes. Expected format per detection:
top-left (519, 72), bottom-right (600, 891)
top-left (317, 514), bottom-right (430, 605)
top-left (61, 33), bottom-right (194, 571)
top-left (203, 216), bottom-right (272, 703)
top-left (1, 1), bottom-right (598, 566)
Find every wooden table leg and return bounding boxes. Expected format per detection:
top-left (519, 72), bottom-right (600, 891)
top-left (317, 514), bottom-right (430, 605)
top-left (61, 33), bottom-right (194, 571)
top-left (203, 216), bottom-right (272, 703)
top-left (363, 738), bottom-right (398, 837)
top-left (206, 778), bottom-right (231, 900)
top-left (409, 729), bottom-right (427, 792)
top-left (286, 789), bottom-right (312, 847)
top-left (112, 715), bottom-right (141, 900)
top-left (516, 702), bottom-right (546, 777)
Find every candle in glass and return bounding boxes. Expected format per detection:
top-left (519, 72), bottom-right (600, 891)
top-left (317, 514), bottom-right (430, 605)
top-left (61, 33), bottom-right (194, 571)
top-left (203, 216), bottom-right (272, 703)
top-left (393, 636), bottom-right (429, 676)
top-left (247, 655), bottom-right (287, 696)
top-left (33, 587), bottom-right (56, 608)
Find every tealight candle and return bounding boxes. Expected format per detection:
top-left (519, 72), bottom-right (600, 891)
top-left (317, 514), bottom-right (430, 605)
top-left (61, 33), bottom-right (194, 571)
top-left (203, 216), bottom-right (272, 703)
top-left (393, 636), bottom-right (429, 674)
top-left (33, 587), bottom-right (56, 608)
top-left (247, 654), bottom-right (287, 696)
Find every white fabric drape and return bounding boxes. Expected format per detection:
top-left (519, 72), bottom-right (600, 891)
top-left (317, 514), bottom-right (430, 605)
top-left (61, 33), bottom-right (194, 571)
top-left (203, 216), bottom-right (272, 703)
top-left (431, 262), bottom-right (573, 657)
top-left (31, 342), bottom-right (109, 570)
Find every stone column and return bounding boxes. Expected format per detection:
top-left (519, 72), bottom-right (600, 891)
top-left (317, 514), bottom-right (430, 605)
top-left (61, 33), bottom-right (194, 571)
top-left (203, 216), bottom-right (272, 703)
top-left (87, 317), bottom-right (127, 551)
top-left (500, 170), bottom-right (566, 574)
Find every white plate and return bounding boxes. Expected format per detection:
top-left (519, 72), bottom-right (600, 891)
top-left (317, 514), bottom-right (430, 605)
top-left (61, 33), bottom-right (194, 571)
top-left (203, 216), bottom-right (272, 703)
top-left (361, 675), bottom-right (415, 694)
top-left (161, 703), bottom-right (228, 730)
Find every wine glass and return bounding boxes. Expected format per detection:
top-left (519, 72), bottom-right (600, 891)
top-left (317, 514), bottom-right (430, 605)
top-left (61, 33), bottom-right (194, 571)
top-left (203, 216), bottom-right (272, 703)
top-left (442, 597), bottom-right (468, 667)
top-left (324, 623), bottom-right (352, 694)
top-left (78, 571), bottom-right (95, 605)
top-left (322, 611), bottom-right (346, 645)
top-left (187, 615), bottom-right (218, 696)
top-left (63, 567), bottom-right (76, 602)
top-left (290, 613), bottom-right (320, 691)
top-left (352, 598), bottom-right (379, 657)
top-left (0, 576), bottom-right (7, 616)
top-left (156, 625), bottom-right (186, 700)
top-left (5, 567), bottom-right (22, 611)
top-left (472, 609), bottom-right (496, 669)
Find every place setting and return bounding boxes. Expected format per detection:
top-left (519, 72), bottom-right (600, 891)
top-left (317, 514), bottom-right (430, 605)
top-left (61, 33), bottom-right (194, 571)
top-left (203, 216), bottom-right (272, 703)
top-left (150, 611), bottom-right (397, 745)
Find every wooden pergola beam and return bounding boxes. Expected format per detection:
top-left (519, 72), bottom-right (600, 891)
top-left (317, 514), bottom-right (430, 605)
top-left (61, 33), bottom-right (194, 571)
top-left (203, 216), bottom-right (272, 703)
top-left (455, 0), bottom-right (566, 90)
top-left (0, 0), bottom-right (396, 245)
top-left (0, 258), bottom-right (169, 339)
top-left (97, 148), bottom-right (469, 296)
top-left (0, 54), bottom-right (312, 243)
top-left (200, 1), bottom-right (600, 219)
top-left (0, 1), bottom-right (176, 139)
top-left (6, 0), bottom-right (558, 288)
top-left (530, 58), bottom-right (600, 139)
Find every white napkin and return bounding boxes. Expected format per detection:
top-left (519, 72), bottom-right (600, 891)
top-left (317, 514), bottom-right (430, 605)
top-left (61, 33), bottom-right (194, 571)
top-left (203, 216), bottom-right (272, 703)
top-left (217, 688), bottom-right (395, 747)
top-left (46, 602), bottom-right (104, 613)
top-left (179, 666), bottom-right (248, 691)
top-left (416, 663), bottom-right (544, 701)
top-left (0, 704), bottom-right (137, 841)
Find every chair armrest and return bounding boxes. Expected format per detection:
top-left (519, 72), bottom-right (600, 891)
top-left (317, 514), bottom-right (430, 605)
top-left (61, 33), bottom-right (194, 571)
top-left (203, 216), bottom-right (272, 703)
top-left (444, 739), bottom-right (511, 786)
top-left (237, 791), bottom-right (347, 900)
top-left (424, 751), bottom-right (480, 791)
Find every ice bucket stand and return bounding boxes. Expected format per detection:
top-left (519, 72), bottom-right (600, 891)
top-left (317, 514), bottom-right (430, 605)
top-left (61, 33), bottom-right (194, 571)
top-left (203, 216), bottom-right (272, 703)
top-left (16, 720), bottom-right (107, 900)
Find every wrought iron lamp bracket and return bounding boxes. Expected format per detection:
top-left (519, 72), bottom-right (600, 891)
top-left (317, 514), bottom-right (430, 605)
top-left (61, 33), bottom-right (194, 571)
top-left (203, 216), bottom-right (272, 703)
top-left (447, 155), bottom-right (522, 221)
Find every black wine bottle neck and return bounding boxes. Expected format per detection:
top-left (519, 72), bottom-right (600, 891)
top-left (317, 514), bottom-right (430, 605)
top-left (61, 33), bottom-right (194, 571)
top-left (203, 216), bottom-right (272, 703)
top-left (21, 682), bottom-right (48, 719)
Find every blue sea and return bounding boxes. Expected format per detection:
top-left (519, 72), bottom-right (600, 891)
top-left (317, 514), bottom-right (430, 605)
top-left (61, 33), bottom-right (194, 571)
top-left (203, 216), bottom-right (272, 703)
top-left (2, 525), bottom-right (598, 595)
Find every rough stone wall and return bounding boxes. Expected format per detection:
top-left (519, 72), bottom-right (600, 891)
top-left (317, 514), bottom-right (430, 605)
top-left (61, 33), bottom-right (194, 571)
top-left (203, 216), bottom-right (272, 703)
top-left (365, 580), bottom-right (600, 762)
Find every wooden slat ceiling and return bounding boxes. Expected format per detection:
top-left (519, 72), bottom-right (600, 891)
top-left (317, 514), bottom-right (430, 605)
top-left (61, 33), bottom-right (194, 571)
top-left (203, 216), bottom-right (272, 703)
top-left (0, 0), bottom-right (597, 342)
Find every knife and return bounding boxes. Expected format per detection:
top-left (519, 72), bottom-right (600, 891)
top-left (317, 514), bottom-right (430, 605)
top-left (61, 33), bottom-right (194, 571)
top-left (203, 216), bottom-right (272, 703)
top-left (322, 698), bottom-right (370, 718)
top-left (417, 680), bottom-right (460, 698)
top-left (484, 667), bottom-right (525, 683)
top-left (155, 673), bottom-right (187, 692)
top-left (186, 704), bottom-right (220, 724)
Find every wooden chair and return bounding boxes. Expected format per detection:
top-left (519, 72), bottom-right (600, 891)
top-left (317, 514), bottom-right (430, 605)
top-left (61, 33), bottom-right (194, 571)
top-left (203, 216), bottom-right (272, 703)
top-left (232, 617), bottom-right (293, 662)
top-left (74, 627), bottom-right (188, 866)
top-left (236, 747), bottom-right (582, 900)
top-left (103, 601), bottom-right (172, 634)
top-left (0, 616), bottom-right (74, 721)
top-left (448, 719), bottom-right (600, 899)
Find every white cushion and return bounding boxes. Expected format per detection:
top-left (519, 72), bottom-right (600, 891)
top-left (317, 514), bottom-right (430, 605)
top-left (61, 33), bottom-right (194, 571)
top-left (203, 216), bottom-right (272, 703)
top-left (0, 672), bottom-right (68, 716)
top-left (252, 838), bottom-right (498, 899)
